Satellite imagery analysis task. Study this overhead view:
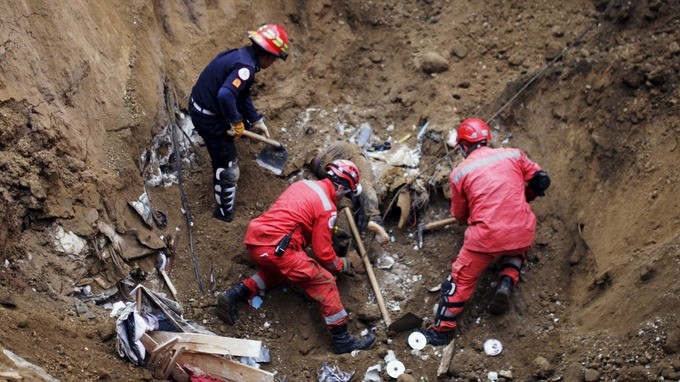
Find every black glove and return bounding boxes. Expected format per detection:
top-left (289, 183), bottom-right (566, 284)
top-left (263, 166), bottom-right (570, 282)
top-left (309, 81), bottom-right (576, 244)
top-left (528, 170), bottom-right (550, 196)
top-left (332, 228), bottom-right (352, 257)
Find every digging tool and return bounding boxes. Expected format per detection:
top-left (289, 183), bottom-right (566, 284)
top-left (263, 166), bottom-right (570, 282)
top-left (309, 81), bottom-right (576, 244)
top-left (343, 208), bottom-right (392, 327)
top-left (240, 130), bottom-right (288, 175)
top-left (417, 217), bottom-right (459, 249)
top-left (156, 251), bottom-right (178, 300)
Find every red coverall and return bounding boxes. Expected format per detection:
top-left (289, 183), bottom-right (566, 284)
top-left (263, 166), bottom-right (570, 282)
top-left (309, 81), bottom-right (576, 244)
top-left (435, 146), bottom-right (542, 332)
top-left (241, 178), bottom-right (348, 328)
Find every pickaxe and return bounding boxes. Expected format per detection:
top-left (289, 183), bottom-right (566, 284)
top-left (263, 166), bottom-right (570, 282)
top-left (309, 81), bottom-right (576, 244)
top-left (417, 217), bottom-right (459, 249)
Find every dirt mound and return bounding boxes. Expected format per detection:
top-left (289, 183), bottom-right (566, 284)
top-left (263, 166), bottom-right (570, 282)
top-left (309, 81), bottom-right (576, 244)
top-left (0, 0), bottom-right (679, 381)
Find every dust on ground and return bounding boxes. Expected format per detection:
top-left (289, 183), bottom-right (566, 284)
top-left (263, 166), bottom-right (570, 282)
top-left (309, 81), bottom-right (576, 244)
top-left (0, 0), bottom-right (679, 381)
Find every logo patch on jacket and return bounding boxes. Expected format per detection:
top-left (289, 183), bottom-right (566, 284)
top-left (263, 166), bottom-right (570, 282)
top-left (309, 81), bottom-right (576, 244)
top-left (232, 78), bottom-right (242, 88)
top-left (328, 212), bottom-right (337, 229)
top-left (238, 68), bottom-right (251, 80)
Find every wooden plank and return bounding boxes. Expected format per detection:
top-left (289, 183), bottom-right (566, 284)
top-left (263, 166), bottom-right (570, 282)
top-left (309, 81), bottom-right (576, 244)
top-left (437, 339), bottom-right (456, 378)
top-left (160, 269), bottom-right (179, 300)
top-left (162, 347), bottom-right (185, 379)
top-left (176, 352), bottom-right (274, 382)
top-left (149, 331), bottom-right (261, 358)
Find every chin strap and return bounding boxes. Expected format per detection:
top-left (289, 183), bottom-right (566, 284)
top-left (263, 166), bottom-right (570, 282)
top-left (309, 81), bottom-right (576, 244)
top-left (459, 142), bottom-right (484, 158)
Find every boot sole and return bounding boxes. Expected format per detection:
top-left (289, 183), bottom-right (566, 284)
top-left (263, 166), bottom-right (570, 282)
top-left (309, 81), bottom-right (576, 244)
top-left (215, 294), bottom-right (236, 324)
top-left (488, 289), bottom-right (510, 315)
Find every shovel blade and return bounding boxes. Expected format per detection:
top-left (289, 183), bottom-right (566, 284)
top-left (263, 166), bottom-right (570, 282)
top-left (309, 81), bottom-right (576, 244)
top-left (387, 312), bottom-right (423, 333)
top-left (256, 145), bottom-right (288, 175)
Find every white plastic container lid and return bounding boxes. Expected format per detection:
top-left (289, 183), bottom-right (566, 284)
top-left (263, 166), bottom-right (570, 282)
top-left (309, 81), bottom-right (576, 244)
top-left (483, 339), bottom-right (503, 356)
top-left (408, 331), bottom-right (427, 350)
top-left (386, 360), bottom-right (405, 378)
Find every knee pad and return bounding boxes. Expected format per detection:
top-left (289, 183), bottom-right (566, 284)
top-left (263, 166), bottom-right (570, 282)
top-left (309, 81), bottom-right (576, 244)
top-left (433, 275), bottom-right (464, 326)
top-left (216, 160), bottom-right (240, 183)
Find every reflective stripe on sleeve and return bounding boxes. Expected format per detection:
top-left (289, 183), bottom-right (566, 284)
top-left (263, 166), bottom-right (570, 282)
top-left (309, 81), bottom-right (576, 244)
top-left (302, 180), bottom-right (332, 211)
top-left (452, 151), bottom-right (521, 185)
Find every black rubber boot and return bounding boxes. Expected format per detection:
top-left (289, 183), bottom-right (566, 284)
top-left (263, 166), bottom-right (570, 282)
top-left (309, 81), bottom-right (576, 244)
top-left (488, 275), bottom-right (514, 315)
top-left (418, 328), bottom-right (451, 346)
top-left (216, 282), bottom-right (250, 324)
top-left (330, 324), bottom-right (376, 354)
top-left (213, 207), bottom-right (233, 223)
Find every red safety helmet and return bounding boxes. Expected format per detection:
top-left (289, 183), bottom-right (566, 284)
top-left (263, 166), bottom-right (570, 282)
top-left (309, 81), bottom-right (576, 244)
top-left (456, 117), bottom-right (492, 146)
top-left (248, 24), bottom-right (290, 61)
top-left (325, 159), bottom-right (361, 194)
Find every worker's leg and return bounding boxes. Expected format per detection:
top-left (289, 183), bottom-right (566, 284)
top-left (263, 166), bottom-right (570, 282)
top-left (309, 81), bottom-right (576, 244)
top-left (488, 247), bottom-right (528, 315)
top-left (421, 247), bottom-right (497, 345)
top-left (189, 109), bottom-right (238, 222)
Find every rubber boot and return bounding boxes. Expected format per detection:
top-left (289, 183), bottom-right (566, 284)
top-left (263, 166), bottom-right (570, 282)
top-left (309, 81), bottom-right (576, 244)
top-left (215, 282), bottom-right (250, 324)
top-left (488, 275), bottom-right (514, 315)
top-left (330, 324), bottom-right (376, 354)
top-left (417, 328), bottom-right (451, 346)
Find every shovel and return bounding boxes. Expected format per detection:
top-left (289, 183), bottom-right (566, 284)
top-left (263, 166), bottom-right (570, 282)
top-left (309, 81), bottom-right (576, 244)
top-left (241, 130), bottom-right (288, 175)
top-left (343, 208), bottom-right (424, 333)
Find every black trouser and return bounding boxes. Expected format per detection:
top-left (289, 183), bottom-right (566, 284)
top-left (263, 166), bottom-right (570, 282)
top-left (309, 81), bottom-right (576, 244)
top-left (189, 107), bottom-right (237, 173)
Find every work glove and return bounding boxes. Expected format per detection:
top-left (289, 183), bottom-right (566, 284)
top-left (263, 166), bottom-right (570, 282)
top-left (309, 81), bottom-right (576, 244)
top-left (251, 118), bottom-right (270, 138)
top-left (367, 220), bottom-right (390, 245)
top-left (339, 257), bottom-right (353, 275)
top-left (227, 121), bottom-right (245, 138)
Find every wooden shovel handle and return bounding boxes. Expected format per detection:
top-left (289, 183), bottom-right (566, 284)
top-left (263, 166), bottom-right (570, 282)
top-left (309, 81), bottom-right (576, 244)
top-left (241, 129), bottom-right (283, 148)
top-left (344, 207), bottom-right (392, 326)
top-left (424, 217), bottom-right (459, 231)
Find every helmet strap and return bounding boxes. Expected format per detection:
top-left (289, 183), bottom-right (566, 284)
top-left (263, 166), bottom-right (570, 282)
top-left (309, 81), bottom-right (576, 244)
top-left (460, 142), bottom-right (484, 158)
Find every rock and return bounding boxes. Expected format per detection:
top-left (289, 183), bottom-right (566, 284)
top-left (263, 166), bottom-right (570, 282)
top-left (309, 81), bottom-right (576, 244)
top-left (15, 313), bottom-right (29, 328)
top-left (419, 52), bottom-right (449, 74)
top-left (622, 67), bottom-right (644, 88)
top-left (663, 326), bottom-right (680, 354)
top-left (97, 325), bottom-right (116, 342)
top-left (396, 373), bottom-right (416, 382)
top-left (498, 369), bottom-right (513, 379)
top-left (584, 368), bottom-right (601, 381)
top-left (508, 53), bottom-right (524, 66)
top-left (369, 52), bottom-right (384, 63)
top-left (451, 43), bottom-right (468, 58)
top-left (532, 356), bottom-right (553, 378)
top-left (564, 362), bottom-right (584, 382)
top-left (617, 365), bottom-right (652, 381)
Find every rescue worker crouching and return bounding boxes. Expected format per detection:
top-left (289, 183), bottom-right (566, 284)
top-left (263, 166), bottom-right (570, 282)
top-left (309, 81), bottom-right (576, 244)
top-left (421, 118), bottom-right (551, 346)
top-left (188, 24), bottom-right (290, 222)
top-left (215, 159), bottom-right (376, 354)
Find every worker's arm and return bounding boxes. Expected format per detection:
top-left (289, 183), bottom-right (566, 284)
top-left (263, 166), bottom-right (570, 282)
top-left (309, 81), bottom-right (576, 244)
top-left (311, 211), bottom-right (343, 273)
top-left (449, 173), bottom-right (469, 223)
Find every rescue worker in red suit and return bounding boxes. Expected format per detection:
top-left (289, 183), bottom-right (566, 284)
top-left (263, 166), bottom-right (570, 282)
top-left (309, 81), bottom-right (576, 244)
top-left (420, 118), bottom-right (551, 346)
top-left (215, 159), bottom-right (376, 354)
top-left (189, 24), bottom-right (290, 223)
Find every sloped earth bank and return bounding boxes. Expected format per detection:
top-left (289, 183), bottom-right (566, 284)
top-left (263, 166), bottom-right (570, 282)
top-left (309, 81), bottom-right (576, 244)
top-left (0, 0), bottom-right (679, 381)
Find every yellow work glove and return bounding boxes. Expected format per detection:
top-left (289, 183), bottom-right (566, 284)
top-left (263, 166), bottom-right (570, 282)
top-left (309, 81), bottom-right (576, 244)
top-left (228, 121), bottom-right (245, 138)
top-left (252, 118), bottom-right (270, 138)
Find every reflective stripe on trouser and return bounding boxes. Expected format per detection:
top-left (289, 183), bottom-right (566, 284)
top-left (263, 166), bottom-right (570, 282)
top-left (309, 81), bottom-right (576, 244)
top-left (243, 245), bottom-right (348, 328)
top-left (433, 246), bottom-right (529, 332)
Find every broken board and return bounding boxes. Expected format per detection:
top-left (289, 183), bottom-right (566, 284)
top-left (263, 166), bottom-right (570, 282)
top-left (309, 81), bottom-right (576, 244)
top-left (148, 331), bottom-right (262, 358)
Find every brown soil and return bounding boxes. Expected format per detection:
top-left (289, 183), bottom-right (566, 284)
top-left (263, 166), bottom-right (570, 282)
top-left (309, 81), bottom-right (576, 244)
top-left (1, 0), bottom-right (679, 381)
